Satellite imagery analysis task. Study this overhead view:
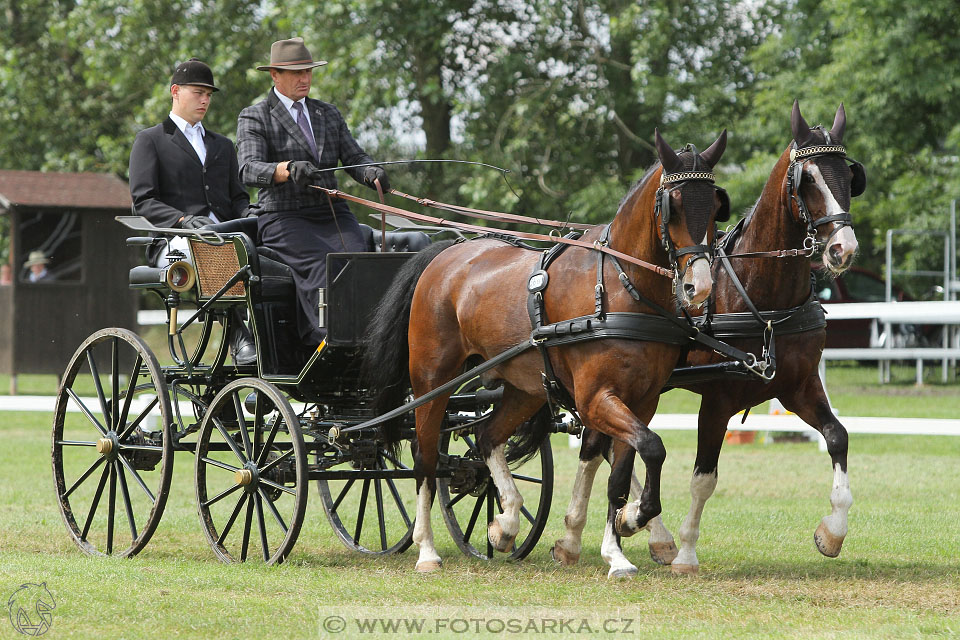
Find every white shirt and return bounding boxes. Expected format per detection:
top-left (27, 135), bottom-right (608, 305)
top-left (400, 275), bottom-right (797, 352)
top-left (273, 88), bottom-right (313, 131)
top-left (169, 112), bottom-right (206, 164)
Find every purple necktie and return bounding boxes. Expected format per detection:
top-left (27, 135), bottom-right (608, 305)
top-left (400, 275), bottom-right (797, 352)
top-left (292, 102), bottom-right (318, 161)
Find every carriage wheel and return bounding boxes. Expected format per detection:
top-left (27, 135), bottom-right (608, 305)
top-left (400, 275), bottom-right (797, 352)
top-left (437, 384), bottom-right (554, 561)
top-left (52, 328), bottom-right (173, 557)
top-left (194, 378), bottom-right (307, 564)
top-left (317, 438), bottom-right (417, 555)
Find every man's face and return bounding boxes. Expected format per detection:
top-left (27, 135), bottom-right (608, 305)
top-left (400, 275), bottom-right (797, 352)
top-left (271, 69), bottom-right (312, 101)
top-left (171, 84), bottom-right (213, 125)
top-left (30, 263), bottom-right (46, 276)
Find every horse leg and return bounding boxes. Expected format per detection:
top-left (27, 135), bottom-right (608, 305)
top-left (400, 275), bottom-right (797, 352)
top-left (551, 428), bottom-right (606, 566)
top-left (782, 375), bottom-right (852, 558)
top-left (601, 439), bottom-right (640, 579)
top-left (582, 395), bottom-right (665, 538)
top-left (411, 398), bottom-right (450, 573)
top-left (671, 401), bottom-right (728, 575)
top-left (475, 387), bottom-right (545, 553)
top-left (630, 470), bottom-right (678, 565)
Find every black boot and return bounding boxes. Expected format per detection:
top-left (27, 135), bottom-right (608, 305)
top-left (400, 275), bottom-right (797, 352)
top-left (229, 309), bottom-right (257, 366)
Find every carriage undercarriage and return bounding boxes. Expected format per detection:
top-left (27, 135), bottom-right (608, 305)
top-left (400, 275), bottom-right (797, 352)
top-left (51, 217), bottom-right (555, 564)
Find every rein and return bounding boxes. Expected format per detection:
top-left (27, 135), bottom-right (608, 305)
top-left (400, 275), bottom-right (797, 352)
top-left (309, 185), bottom-right (675, 279)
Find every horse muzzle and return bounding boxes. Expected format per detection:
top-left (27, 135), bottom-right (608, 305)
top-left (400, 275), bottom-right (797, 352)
top-left (680, 256), bottom-right (712, 306)
top-left (823, 225), bottom-right (858, 274)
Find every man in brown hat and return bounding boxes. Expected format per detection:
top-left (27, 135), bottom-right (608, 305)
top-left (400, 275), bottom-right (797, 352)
top-left (237, 37), bottom-right (390, 346)
top-left (129, 57), bottom-right (256, 364)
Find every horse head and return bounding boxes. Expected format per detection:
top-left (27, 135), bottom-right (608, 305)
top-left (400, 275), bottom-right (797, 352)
top-left (788, 100), bottom-right (863, 274)
top-left (654, 128), bottom-right (729, 307)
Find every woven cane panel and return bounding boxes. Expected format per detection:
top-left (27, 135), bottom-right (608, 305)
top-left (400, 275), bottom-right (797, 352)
top-left (189, 240), bottom-right (246, 298)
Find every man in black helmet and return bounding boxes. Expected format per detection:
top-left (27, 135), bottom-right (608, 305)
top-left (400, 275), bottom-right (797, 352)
top-left (237, 37), bottom-right (389, 346)
top-left (129, 58), bottom-right (256, 365)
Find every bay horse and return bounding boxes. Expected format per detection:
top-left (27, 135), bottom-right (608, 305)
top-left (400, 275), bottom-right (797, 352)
top-left (363, 129), bottom-right (730, 574)
top-left (552, 101), bottom-right (864, 576)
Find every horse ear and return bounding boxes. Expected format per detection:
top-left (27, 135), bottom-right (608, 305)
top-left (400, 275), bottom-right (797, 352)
top-left (655, 128), bottom-right (682, 173)
top-left (791, 99), bottom-right (812, 147)
top-left (829, 103), bottom-right (846, 144)
top-left (699, 129), bottom-right (727, 169)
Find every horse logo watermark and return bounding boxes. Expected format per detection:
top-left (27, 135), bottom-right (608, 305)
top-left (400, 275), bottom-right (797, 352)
top-left (7, 582), bottom-right (56, 636)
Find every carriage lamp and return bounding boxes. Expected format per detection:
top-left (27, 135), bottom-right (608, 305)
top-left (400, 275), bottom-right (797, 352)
top-left (164, 260), bottom-right (196, 293)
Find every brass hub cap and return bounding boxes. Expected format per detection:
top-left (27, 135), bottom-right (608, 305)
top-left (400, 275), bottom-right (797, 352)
top-left (235, 469), bottom-right (254, 486)
top-left (96, 437), bottom-right (114, 455)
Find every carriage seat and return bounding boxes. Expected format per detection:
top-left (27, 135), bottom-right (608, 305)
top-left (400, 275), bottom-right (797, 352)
top-left (358, 223), bottom-right (431, 253)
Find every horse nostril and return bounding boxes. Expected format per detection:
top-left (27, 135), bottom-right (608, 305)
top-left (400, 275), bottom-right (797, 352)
top-left (829, 244), bottom-right (843, 261)
top-left (683, 283), bottom-right (696, 299)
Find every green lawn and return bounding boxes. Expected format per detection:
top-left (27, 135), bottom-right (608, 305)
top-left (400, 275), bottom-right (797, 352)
top-left (2, 403), bottom-right (959, 638)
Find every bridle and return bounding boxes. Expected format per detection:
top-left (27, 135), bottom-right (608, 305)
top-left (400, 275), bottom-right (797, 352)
top-left (654, 148), bottom-right (730, 291)
top-left (786, 132), bottom-right (864, 256)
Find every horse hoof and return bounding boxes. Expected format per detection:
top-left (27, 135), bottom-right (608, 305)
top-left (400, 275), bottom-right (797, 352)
top-left (416, 560), bottom-right (442, 573)
top-left (648, 540), bottom-right (679, 566)
top-left (814, 521), bottom-right (844, 558)
top-left (607, 565), bottom-right (638, 580)
top-left (614, 507), bottom-right (640, 538)
top-left (550, 543), bottom-right (580, 566)
top-left (488, 521), bottom-right (516, 553)
top-left (671, 563), bottom-right (699, 576)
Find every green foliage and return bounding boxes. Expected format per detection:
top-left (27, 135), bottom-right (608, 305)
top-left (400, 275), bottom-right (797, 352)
top-left (0, 0), bottom-right (958, 282)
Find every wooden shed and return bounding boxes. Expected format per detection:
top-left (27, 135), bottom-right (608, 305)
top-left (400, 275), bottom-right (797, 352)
top-left (0, 170), bottom-right (138, 388)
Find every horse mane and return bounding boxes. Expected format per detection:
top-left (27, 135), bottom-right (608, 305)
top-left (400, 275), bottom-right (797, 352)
top-left (617, 161), bottom-right (662, 214)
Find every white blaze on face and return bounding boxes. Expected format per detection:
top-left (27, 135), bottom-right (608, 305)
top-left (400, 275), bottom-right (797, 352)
top-left (807, 164), bottom-right (859, 272)
top-left (681, 226), bottom-right (712, 305)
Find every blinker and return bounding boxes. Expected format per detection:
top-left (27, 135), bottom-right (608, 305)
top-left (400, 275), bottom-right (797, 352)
top-left (849, 161), bottom-right (866, 197)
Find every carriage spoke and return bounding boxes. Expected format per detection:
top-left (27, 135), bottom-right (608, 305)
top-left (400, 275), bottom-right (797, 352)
top-left (116, 456), bottom-right (156, 504)
top-left (118, 396), bottom-right (159, 442)
top-left (107, 462), bottom-right (117, 554)
top-left (258, 487), bottom-right (288, 533)
top-left (116, 462), bottom-right (138, 540)
top-left (384, 476), bottom-right (412, 528)
top-left (520, 504), bottom-right (535, 526)
top-left (255, 416), bottom-right (281, 467)
top-left (510, 473), bottom-right (543, 485)
top-left (213, 418), bottom-right (248, 464)
top-left (115, 354), bottom-right (143, 432)
top-left (446, 490), bottom-right (470, 508)
top-left (332, 478), bottom-right (356, 511)
top-left (240, 495), bottom-right (255, 562)
top-left (58, 440), bottom-right (98, 447)
top-left (486, 488), bottom-right (494, 558)
top-left (80, 465), bottom-right (110, 542)
top-left (199, 457), bottom-right (241, 474)
top-left (66, 388), bottom-right (107, 436)
top-left (217, 494), bottom-right (248, 545)
top-left (374, 478), bottom-right (387, 551)
top-left (255, 494), bottom-right (270, 562)
top-left (111, 338), bottom-right (120, 430)
top-left (232, 392), bottom-right (253, 459)
top-left (63, 456), bottom-right (106, 499)
top-left (202, 482), bottom-right (243, 509)
top-left (462, 490), bottom-right (486, 543)
top-left (259, 448), bottom-right (293, 475)
top-left (87, 349), bottom-right (111, 429)
top-left (258, 477), bottom-right (296, 497)
top-left (353, 479), bottom-right (371, 545)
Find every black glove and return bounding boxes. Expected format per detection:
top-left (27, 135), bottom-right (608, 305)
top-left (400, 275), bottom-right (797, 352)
top-left (181, 215), bottom-right (215, 229)
top-left (362, 165), bottom-right (390, 192)
top-left (288, 160), bottom-right (320, 187)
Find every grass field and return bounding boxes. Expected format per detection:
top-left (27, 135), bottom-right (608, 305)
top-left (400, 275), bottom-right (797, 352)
top-left (2, 376), bottom-right (959, 639)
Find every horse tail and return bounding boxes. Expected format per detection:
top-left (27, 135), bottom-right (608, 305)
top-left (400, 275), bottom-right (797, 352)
top-left (504, 404), bottom-right (555, 466)
top-left (361, 240), bottom-right (457, 446)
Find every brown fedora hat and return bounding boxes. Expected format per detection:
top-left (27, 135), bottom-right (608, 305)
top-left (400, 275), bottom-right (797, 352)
top-left (256, 37), bottom-right (327, 71)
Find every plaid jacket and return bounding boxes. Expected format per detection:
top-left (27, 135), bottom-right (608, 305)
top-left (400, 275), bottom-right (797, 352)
top-left (237, 89), bottom-right (375, 212)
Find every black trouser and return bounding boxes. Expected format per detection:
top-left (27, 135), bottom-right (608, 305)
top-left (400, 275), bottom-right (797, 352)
top-left (257, 203), bottom-right (368, 345)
